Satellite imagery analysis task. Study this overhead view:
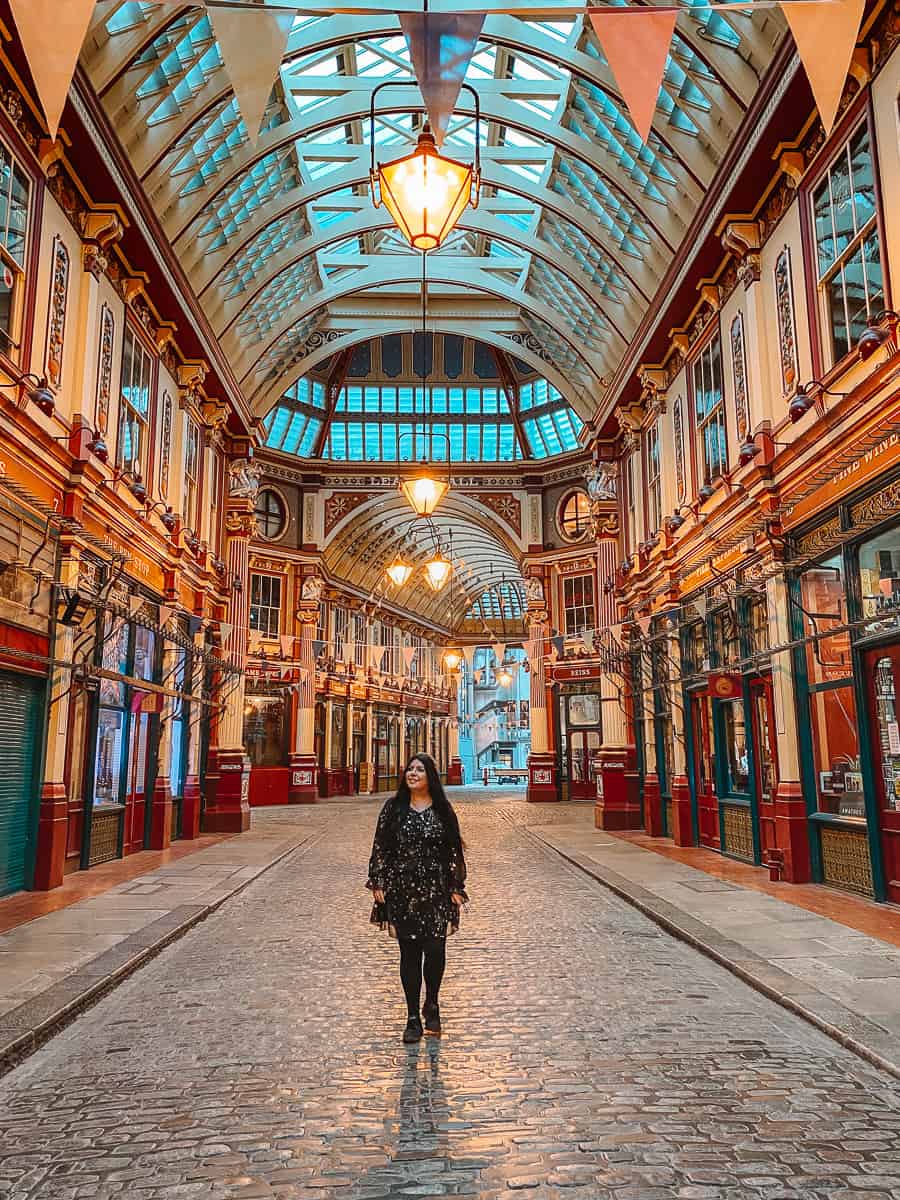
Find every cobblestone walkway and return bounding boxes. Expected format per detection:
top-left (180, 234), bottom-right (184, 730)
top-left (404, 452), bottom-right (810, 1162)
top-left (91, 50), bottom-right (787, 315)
top-left (2, 799), bottom-right (900, 1200)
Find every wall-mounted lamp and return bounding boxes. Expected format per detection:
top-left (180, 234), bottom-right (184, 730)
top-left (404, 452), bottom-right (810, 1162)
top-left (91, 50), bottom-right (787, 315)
top-left (141, 501), bottom-right (178, 533)
top-left (857, 310), bottom-right (899, 361)
top-left (0, 372), bottom-right (55, 417)
top-left (738, 438), bottom-right (762, 466)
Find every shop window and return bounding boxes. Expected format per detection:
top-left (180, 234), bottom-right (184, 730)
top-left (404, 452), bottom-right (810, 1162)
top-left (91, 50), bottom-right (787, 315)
top-left (331, 703), bottom-right (346, 769)
top-left (559, 490), bottom-right (591, 540)
top-left (858, 526), bottom-right (900, 634)
top-left (872, 656), bottom-right (900, 812)
top-left (692, 334), bottom-right (727, 485)
top-left (720, 698), bottom-right (750, 794)
top-left (353, 612), bottom-right (366, 666)
top-left (684, 620), bottom-right (708, 676)
top-left (752, 686), bottom-right (778, 804)
top-left (562, 573), bottom-right (595, 634)
top-left (244, 694), bottom-right (287, 767)
top-left (333, 607), bottom-right (348, 660)
top-left (249, 573), bottom-right (282, 639)
top-left (748, 596), bottom-right (770, 655)
top-left (118, 326), bottom-right (154, 477)
top-left (710, 606), bottom-right (740, 667)
top-left (183, 418), bottom-right (201, 532)
top-left (645, 422), bottom-right (662, 536)
top-left (255, 488), bottom-right (286, 540)
top-left (812, 123), bottom-right (883, 365)
top-left (0, 140), bottom-right (31, 358)
top-left (798, 556), bottom-right (863, 818)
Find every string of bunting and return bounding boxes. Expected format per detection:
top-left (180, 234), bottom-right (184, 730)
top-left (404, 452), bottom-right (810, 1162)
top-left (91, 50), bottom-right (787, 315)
top-left (11, 1), bottom-right (865, 151)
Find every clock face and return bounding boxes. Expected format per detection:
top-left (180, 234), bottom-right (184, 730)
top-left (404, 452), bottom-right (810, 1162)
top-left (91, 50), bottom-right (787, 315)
top-left (712, 675), bottom-right (738, 698)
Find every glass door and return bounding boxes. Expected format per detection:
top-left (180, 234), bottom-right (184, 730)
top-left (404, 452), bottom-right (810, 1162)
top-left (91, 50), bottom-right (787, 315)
top-left (692, 691), bottom-right (720, 849)
top-left (865, 645), bottom-right (900, 903)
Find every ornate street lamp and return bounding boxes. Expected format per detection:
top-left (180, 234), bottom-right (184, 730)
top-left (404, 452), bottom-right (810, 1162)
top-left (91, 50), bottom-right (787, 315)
top-left (399, 471), bottom-right (448, 518)
top-left (442, 647), bottom-right (462, 672)
top-left (424, 549), bottom-right (452, 592)
top-left (369, 83), bottom-right (481, 252)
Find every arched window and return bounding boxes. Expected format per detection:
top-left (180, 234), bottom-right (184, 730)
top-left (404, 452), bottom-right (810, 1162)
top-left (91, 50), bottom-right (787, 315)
top-left (255, 488), bottom-right (286, 539)
top-left (559, 491), bottom-right (591, 540)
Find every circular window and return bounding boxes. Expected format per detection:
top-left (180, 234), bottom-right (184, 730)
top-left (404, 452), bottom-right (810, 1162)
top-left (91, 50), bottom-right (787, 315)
top-left (559, 490), bottom-right (591, 541)
top-left (255, 489), bottom-right (287, 540)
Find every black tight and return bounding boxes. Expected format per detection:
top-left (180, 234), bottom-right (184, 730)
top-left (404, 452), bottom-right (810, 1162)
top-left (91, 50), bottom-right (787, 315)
top-left (398, 937), bottom-right (446, 1016)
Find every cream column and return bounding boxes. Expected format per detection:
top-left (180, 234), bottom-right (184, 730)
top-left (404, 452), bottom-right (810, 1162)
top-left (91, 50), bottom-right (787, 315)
top-left (34, 540), bottom-right (81, 889)
top-left (766, 571), bottom-right (811, 881)
top-left (525, 582), bottom-right (556, 801)
top-left (289, 599), bottom-right (319, 802)
top-left (360, 700), bottom-right (375, 794)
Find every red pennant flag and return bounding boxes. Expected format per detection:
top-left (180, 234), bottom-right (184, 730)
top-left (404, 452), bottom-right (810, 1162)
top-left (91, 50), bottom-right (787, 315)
top-left (9, 0), bottom-right (95, 141)
top-left (588, 8), bottom-right (678, 143)
top-left (399, 12), bottom-right (486, 146)
top-left (783, 0), bottom-right (864, 136)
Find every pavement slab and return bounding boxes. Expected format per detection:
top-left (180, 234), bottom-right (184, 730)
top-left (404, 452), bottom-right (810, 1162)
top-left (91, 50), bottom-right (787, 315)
top-left (2, 795), bottom-right (900, 1198)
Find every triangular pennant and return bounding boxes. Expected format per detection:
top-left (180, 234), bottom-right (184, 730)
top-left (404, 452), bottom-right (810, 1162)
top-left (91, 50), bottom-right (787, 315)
top-left (588, 7), bottom-right (678, 143)
top-left (399, 12), bottom-right (486, 146)
top-left (638, 615), bottom-right (652, 637)
top-left (581, 629), bottom-right (595, 653)
top-left (492, 641), bottom-right (505, 664)
top-left (129, 596), bottom-right (143, 617)
top-left (158, 605), bottom-right (174, 629)
top-left (551, 634), bottom-right (565, 657)
top-left (9, 0), bottom-right (95, 141)
top-left (313, 640), bottom-right (325, 657)
top-left (280, 633), bottom-right (294, 658)
top-left (462, 645), bottom-right (476, 666)
top-left (219, 621), bottom-right (233, 641)
top-left (783, 0), bottom-right (864, 136)
top-left (298, 666), bottom-right (309, 683)
top-left (248, 631), bottom-right (263, 654)
top-left (693, 595), bottom-right (708, 621)
top-left (188, 615), bottom-right (204, 638)
top-left (208, 4), bottom-right (293, 145)
top-left (402, 646), bottom-right (417, 669)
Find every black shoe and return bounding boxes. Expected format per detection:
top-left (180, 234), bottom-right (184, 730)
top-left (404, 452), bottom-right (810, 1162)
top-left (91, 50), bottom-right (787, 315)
top-left (423, 1002), bottom-right (441, 1036)
top-left (403, 1015), bottom-right (423, 1044)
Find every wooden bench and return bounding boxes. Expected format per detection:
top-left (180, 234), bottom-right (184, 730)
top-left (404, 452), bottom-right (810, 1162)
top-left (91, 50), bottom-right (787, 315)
top-left (482, 766), bottom-right (529, 785)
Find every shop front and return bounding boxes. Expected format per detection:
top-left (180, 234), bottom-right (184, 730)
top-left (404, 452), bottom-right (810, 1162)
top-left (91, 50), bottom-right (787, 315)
top-left (551, 663), bottom-right (603, 802)
top-left (244, 684), bottom-right (290, 806)
top-left (792, 492), bottom-right (900, 901)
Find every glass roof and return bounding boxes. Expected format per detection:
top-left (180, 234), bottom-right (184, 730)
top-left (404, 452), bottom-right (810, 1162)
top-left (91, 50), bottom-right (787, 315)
top-left (85, 3), bottom-right (785, 418)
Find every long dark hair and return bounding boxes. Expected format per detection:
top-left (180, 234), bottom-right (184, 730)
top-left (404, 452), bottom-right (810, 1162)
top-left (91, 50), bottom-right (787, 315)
top-left (388, 753), bottom-right (462, 847)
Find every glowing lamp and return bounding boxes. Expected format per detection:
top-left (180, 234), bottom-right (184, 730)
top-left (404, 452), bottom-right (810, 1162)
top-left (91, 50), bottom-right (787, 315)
top-left (424, 551), bottom-right (452, 592)
top-left (442, 647), bottom-right (462, 672)
top-left (399, 469), bottom-right (449, 518)
top-left (385, 556), bottom-right (414, 587)
top-left (372, 124), bottom-right (478, 252)
top-left (496, 668), bottom-right (513, 688)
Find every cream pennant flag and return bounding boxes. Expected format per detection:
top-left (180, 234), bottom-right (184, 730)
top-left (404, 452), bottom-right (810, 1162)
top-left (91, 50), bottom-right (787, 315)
top-left (588, 7), bottom-right (678, 143)
top-left (638, 615), bottom-right (652, 637)
top-left (129, 596), bottom-right (143, 617)
top-left (158, 605), bottom-right (174, 628)
top-left (783, 0), bottom-right (865, 136)
top-left (581, 629), bottom-right (595, 653)
top-left (402, 646), bottom-right (417, 670)
top-left (693, 594), bottom-right (708, 621)
top-left (399, 12), bottom-right (486, 146)
top-left (462, 645), bottom-right (476, 667)
top-left (280, 633), bottom-right (294, 658)
top-left (219, 621), bottom-right (233, 641)
top-left (9, 0), bottom-right (95, 141)
top-left (298, 666), bottom-right (309, 683)
top-left (248, 631), bottom-right (263, 654)
top-left (492, 641), bottom-right (505, 664)
top-left (208, 4), bottom-right (294, 145)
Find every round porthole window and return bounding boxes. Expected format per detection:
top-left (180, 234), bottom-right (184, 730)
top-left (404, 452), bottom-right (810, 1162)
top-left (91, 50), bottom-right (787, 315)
top-left (255, 488), bottom-right (287, 540)
top-left (558, 490), bottom-right (591, 542)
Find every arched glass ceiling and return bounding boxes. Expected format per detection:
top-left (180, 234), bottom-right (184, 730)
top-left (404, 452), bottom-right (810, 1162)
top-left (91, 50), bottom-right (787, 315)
top-left (85, 3), bottom-right (785, 417)
top-left (261, 335), bottom-right (584, 462)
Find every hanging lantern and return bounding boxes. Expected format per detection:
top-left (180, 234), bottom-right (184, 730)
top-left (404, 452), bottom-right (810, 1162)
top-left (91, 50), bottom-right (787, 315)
top-left (496, 667), bottom-right (513, 688)
top-left (424, 550), bottom-right (452, 591)
top-left (399, 468), bottom-right (449, 518)
top-left (371, 124), bottom-right (479, 252)
top-left (385, 555), bottom-right (414, 587)
top-left (442, 647), bottom-right (462, 672)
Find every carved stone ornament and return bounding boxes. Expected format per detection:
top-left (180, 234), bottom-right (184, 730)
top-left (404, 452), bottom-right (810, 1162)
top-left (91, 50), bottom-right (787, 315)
top-left (479, 492), bottom-right (522, 537)
top-left (585, 462), bottom-right (617, 501)
top-left (730, 311), bottom-right (750, 441)
top-left (228, 457), bottom-right (262, 500)
top-left (94, 304), bottom-right (115, 435)
top-left (225, 510), bottom-right (256, 537)
top-left (45, 236), bottom-right (70, 389)
top-left (524, 577), bottom-right (545, 605)
top-left (302, 576), bottom-right (324, 602)
top-left (324, 492), bottom-right (371, 535)
top-left (775, 245), bottom-right (799, 397)
top-left (672, 394), bottom-right (686, 502)
top-left (159, 391), bottom-right (173, 498)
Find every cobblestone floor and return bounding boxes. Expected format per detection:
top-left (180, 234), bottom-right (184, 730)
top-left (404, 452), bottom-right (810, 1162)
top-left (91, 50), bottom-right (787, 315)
top-left (2, 798), bottom-right (900, 1200)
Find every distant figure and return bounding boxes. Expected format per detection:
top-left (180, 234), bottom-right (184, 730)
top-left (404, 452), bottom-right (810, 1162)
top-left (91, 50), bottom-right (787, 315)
top-left (367, 753), bottom-right (468, 1043)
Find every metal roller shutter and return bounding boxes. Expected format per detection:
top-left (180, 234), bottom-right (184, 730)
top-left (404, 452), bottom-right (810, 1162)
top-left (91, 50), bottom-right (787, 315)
top-left (0, 670), bottom-right (44, 896)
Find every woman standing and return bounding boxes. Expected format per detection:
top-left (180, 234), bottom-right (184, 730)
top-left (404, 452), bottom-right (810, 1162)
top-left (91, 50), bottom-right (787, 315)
top-left (367, 753), bottom-right (467, 1043)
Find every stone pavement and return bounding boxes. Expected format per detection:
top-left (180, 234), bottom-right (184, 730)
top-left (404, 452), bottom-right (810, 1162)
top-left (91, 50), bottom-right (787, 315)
top-left (0, 807), bottom-right (332, 1075)
top-left (515, 804), bottom-right (900, 1077)
top-left (3, 795), bottom-right (900, 1199)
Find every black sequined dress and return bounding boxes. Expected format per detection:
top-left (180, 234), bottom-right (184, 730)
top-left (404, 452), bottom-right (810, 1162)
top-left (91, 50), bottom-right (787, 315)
top-left (367, 801), bottom-right (468, 940)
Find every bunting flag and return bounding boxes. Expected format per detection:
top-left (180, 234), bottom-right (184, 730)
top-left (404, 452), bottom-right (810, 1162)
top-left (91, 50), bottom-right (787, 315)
top-left (207, 3), bottom-right (294, 145)
top-left (784, 0), bottom-right (865, 135)
top-left (588, 7), bottom-right (678, 143)
top-left (581, 629), bottom-right (595, 653)
top-left (492, 641), bottom-right (505, 664)
top-left (8, 0), bottom-right (95, 141)
top-left (298, 666), bottom-right (309, 684)
top-left (129, 596), bottom-right (144, 617)
top-left (693, 595), bottom-right (708, 621)
top-left (188, 615), bottom-right (204, 638)
top-left (462, 645), bottom-right (476, 667)
top-left (219, 621), bottom-right (233, 641)
top-left (638, 615), bottom-right (652, 637)
top-left (551, 634), bottom-right (565, 657)
top-left (402, 646), bottom-right (417, 670)
top-left (248, 631), bottom-right (263, 654)
top-left (313, 639), bottom-right (325, 657)
top-left (158, 605), bottom-right (174, 628)
top-left (280, 633), bottom-right (294, 658)
top-left (399, 12), bottom-right (486, 146)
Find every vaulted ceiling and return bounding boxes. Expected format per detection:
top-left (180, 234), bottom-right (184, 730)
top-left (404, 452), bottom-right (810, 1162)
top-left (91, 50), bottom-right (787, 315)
top-left (83, 1), bottom-right (787, 426)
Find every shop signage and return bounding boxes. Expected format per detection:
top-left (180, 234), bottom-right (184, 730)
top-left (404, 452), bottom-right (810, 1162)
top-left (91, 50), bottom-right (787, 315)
top-left (551, 663), bottom-right (602, 681)
top-left (0, 453), bottom-right (62, 509)
top-left (292, 770), bottom-right (313, 786)
top-left (708, 671), bottom-right (742, 699)
top-left (790, 431), bottom-right (900, 526)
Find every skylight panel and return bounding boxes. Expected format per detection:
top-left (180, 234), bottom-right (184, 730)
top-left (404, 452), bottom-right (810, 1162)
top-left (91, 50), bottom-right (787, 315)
top-left (524, 20), bottom-right (576, 44)
top-left (106, 2), bottom-right (155, 35)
